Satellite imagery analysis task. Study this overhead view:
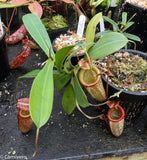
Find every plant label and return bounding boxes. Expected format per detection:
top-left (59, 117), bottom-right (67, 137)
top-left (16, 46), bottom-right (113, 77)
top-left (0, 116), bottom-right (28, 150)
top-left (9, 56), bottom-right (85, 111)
top-left (77, 15), bottom-right (86, 37)
top-left (110, 0), bottom-right (117, 7)
top-left (100, 17), bottom-right (105, 32)
top-left (0, 13), bottom-right (3, 36)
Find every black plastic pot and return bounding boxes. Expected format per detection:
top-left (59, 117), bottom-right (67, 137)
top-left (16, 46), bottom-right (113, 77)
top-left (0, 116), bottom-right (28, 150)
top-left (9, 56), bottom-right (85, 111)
top-left (121, 1), bottom-right (147, 51)
top-left (48, 27), bottom-right (69, 42)
top-left (102, 49), bottom-right (147, 123)
top-left (0, 27), bottom-right (9, 82)
top-left (0, 8), bottom-right (23, 27)
top-left (52, 32), bottom-right (85, 66)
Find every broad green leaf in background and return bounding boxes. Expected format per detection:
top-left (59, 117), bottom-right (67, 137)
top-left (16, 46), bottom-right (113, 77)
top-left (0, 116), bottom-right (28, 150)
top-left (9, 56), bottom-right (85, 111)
top-left (55, 45), bottom-right (75, 72)
top-left (103, 16), bottom-right (119, 32)
top-left (67, 42), bottom-right (94, 62)
top-left (53, 70), bottom-right (71, 91)
top-left (107, 0), bottom-right (111, 8)
top-left (122, 22), bottom-right (134, 32)
top-left (17, 69), bottom-right (41, 81)
top-left (72, 73), bottom-right (90, 108)
top-left (86, 12), bottom-right (102, 51)
top-left (127, 13), bottom-right (136, 23)
top-left (121, 12), bottom-right (127, 25)
top-left (95, 30), bottom-right (112, 39)
top-left (30, 59), bottom-right (54, 129)
top-left (88, 32), bottom-right (128, 60)
top-left (62, 83), bottom-right (76, 115)
top-left (123, 32), bottom-right (141, 42)
top-left (23, 14), bottom-right (54, 58)
top-left (94, 0), bottom-right (104, 7)
top-left (121, 13), bottom-right (136, 32)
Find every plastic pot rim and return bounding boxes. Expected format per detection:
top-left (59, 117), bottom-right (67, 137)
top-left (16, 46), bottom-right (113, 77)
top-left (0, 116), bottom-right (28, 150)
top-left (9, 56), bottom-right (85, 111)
top-left (125, 0), bottom-right (147, 11)
top-left (101, 49), bottom-right (147, 96)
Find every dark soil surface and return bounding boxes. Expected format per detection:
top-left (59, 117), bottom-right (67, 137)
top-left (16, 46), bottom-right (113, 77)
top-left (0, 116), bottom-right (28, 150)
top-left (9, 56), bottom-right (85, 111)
top-left (0, 41), bottom-right (147, 160)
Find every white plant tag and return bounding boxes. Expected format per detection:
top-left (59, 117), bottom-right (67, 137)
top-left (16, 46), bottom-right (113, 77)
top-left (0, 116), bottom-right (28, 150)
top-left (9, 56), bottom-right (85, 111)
top-left (110, 0), bottom-right (117, 7)
top-left (77, 15), bottom-right (86, 37)
top-left (100, 17), bottom-right (105, 32)
top-left (0, 13), bottom-right (3, 35)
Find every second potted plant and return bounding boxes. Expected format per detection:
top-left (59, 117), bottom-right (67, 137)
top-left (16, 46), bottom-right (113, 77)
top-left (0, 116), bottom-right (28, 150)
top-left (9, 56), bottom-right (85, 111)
top-left (96, 49), bottom-right (147, 123)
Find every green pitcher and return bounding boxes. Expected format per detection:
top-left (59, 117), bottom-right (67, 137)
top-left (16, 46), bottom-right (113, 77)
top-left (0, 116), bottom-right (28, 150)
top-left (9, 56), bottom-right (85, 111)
top-left (79, 65), bottom-right (106, 102)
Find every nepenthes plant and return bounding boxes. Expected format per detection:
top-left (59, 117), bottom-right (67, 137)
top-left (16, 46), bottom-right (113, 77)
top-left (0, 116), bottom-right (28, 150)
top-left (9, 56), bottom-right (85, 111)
top-left (14, 12), bottom-right (128, 156)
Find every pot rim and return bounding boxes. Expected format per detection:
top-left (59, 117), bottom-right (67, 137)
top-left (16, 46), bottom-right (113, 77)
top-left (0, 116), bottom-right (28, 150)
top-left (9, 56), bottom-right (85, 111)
top-left (79, 65), bottom-right (101, 87)
top-left (107, 105), bottom-right (125, 122)
top-left (102, 49), bottom-right (147, 96)
top-left (125, 0), bottom-right (147, 11)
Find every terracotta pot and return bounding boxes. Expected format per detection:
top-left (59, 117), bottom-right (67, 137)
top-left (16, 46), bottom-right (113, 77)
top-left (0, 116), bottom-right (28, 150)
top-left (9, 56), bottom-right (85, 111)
top-left (0, 27), bottom-right (9, 82)
top-left (17, 109), bottom-right (33, 133)
top-left (107, 105), bottom-right (125, 137)
top-left (79, 65), bottom-right (106, 102)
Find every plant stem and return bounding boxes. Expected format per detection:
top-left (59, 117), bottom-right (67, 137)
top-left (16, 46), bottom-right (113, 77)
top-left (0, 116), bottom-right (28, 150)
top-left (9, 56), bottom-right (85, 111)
top-left (33, 128), bottom-right (39, 157)
top-left (76, 100), bottom-right (104, 120)
top-left (84, 47), bottom-right (95, 77)
top-left (14, 80), bottom-right (19, 109)
top-left (8, 7), bottom-right (16, 31)
top-left (129, 40), bottom-right (136, 50)
top-left (106, 56), bottom-right (110, 98)
top-left (76, 100), bottom-right (110, 130)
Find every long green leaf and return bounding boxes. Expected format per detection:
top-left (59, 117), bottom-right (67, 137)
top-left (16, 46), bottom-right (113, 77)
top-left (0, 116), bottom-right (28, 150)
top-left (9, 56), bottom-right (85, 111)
top-left (94, 0), bottom-right (104, 7)
top-left (72, 73), bottom-right (90, 108)
top-left (17, 69), bottom-right (41, 81)
top-left (107, 0), bottom-right (111, 8)
top-left (55, 45), bottom-right (75, 72)
top-left (88, 32), bottom-right (128, 60)
top-left (0, 2), bottom-right (28, 8)
top-left (95, 30), bottom-right (112, 39)
top-left (86, 12), bottom-right (102, 51)
top-left (127, 13), bottom-right (136, 23)
top-left (53, 70), bottom-right (71, 91)
top-left (23, 14), bottom-right (54, 58)
top-left (62, 83), bottom-right (76, 115)
top-left (67, 42), bottom-right (94, 61)
top-left (30, 59), bottom-right (54, 128)
top-left (122, 12), bottom-right (127, 25)
top-left (103, 16), bottom-right (119, 32)
top-left (123, 32), bottom-right (141, 42)
top-left (122, 22), bottom-right (134, 32)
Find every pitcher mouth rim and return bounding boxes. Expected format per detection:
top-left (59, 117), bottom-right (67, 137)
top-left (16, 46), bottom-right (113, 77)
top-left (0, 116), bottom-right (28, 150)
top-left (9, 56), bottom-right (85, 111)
top-left (79, 65), bottom-right (101, 87)
top-left (18, 109), bottom-right (31, 119)
top-left (107, 105), bottom-right (125, 122)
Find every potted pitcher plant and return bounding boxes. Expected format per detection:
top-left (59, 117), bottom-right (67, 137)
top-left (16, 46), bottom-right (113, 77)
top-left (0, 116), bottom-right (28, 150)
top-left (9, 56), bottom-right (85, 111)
top-left (15, 12), bottom-right (128, 156)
